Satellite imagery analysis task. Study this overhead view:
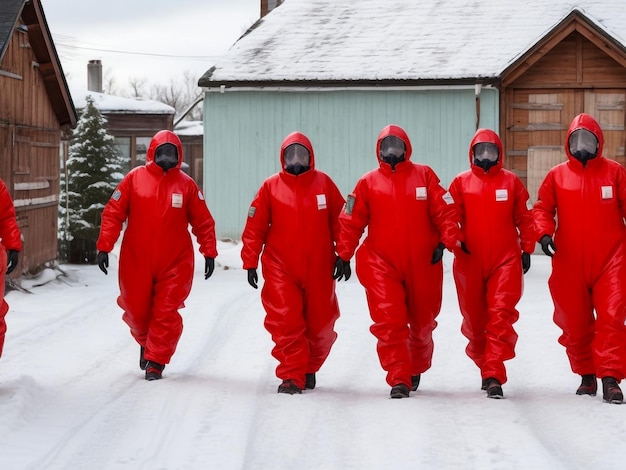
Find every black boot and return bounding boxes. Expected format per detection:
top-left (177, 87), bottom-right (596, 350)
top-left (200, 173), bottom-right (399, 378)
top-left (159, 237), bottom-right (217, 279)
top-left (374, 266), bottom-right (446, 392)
top-left (602, 377), bottom-right (623, 404)
top-left (139, 346), bottom-right (147, 371)
top-left (278, 379), bottom-right (302, 395)
top-left (485, 378), bottom-right (504, 399)
top-left (481, 378), bottom-right (489, 391)
top-left (411, 375), bottom-right (421, 391)
top-left (575, 374), bottom-right (597, 396)
top-left (305, 373), bottom-right (316, 390)
top-left (390, 383), bottom-right (410, 399)
top-left (145, 361), bottom-right (165, 381)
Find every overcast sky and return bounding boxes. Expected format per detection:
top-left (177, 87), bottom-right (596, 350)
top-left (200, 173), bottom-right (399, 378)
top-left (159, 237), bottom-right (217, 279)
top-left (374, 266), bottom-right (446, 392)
top-left (42, 0), bottom-right (260, 92)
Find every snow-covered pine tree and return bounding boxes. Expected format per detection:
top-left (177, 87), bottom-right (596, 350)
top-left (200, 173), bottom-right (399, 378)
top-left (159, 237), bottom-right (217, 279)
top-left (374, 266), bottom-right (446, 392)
top-left (59, 96), bottom-right (125, 263)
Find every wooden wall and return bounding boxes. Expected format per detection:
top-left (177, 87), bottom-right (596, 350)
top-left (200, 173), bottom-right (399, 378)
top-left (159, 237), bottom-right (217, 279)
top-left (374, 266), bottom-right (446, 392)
top-left (0, 24), bottom-right (63, 275)
top-left (105, 113), bottom-right (173, 134)
top-left (502, 32), bottom-right (626, 201)
top-left (260, 0), bottom-right (282, 17)
top-left (180, 135), bottom-right (203, 186)
top-left (104, 113), bottom-right (174, 168)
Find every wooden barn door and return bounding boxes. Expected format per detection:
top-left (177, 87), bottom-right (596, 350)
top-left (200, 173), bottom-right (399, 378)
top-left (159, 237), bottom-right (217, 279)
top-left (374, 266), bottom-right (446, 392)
top-left (584, 90), bottom-right (626, 166)
top-left (12, 127), bottom-right (61, 273)
top-left (509, 89), bottom-right (626, 202)
top-left (509, 90), bottom-right (575, 202)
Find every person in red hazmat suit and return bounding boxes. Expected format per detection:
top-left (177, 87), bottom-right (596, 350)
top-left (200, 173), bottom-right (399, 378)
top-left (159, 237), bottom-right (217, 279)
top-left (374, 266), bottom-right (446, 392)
top-left (534, 113), bottom-right (626, 404)
top-left (96, 130), bottom-right (217, 381)
top-left (0, 178), bottom-right (22, 361)
top-left (241, 131), bottom-right (346, 395)
top-left (448, 129), bottom-right (535, 399)
top-left (336, 124), bottom-right (462, 398)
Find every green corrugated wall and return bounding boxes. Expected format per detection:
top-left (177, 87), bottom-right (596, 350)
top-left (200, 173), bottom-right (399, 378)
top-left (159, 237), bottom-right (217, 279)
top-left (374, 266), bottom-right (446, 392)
top-left (203, 87), bottom-right (498, 240)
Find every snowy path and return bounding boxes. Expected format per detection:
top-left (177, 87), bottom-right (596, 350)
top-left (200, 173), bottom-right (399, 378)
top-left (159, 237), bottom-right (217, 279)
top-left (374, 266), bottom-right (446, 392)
top-left (0, 245), bottom-right (624, 469)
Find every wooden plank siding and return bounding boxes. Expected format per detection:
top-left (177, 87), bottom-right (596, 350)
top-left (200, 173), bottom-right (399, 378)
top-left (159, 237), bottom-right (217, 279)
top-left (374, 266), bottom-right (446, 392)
top-left (1, 20), bottom-right (64, 275)
top-left (98, 113), bottom-right (174, 170)
top-left (502, 31), bottom-right (626, 201)
top-left (180, 136), bottom-right (203, 186)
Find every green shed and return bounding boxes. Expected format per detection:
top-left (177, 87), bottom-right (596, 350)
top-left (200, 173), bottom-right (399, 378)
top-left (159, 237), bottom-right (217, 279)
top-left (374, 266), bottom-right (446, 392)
top-left (199, 0), bottom-right (626, 240)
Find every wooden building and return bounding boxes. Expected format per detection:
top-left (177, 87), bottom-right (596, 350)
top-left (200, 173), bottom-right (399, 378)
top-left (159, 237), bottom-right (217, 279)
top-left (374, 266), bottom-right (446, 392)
top-left (500, 10), bottom-right (626, 201)
top-left (260, 0), bottom-right (283, 17)
top-left (71, 85), bottom-right (205, 183)
top-left (71, 88), bottom-right (175, 172)
top-left (0, 0), bottom-right (76, 275)
top-left (173, 119), bottom-right (204, 186)
top-left (72, 60), bottom-right (175, 172)
top-left (199, 0), bottom-right (626, 240)
top-left (76, 61), bottom-right (204, 183)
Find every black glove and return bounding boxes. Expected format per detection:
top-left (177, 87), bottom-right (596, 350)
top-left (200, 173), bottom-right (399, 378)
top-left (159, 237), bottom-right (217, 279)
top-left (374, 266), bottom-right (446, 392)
top-left (204, 257), bottom-right (215, 280)
top-left (332, 256), bottom-right (351, 281)
top-left (247, 268), bottom-right (258, 289)
top-left (6, 250), bottom-right (19, 275)
top-left (540, 235), bottom-right (556, 257)
top-left (521, 252), bottom-right (531, 274)
top-left (97, 251), bottom-right (109, 275)
top-left (431, 242), bottom-right (445, 264)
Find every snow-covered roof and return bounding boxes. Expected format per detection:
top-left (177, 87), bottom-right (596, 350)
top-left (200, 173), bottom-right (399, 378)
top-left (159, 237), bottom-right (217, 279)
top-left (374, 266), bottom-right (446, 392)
top-left (0, 1), bottom-right (23, 63)
top-left (200, 0), bottom-right (626, 85)
top-left (174, 120), bottom-right (204, 136)
top-left (71, 89), bottom-right (175, 114)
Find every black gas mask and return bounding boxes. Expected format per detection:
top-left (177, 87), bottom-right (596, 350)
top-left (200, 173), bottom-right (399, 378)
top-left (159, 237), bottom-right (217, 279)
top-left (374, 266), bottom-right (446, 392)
top-left (473, 142), bottom-right (499, 172)
top-left (568, 129), bottom-right (599, 165)
top-left (379, 135), bottom-right (406, 170)
top-left (154, 143), bottom-right (179, 172)
top-left (284, 143), bottom-right (311, 175)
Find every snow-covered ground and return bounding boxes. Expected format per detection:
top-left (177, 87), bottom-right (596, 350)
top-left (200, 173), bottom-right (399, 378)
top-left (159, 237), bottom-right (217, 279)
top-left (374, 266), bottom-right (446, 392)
top-left (0, 241), bottom-right (624, 469)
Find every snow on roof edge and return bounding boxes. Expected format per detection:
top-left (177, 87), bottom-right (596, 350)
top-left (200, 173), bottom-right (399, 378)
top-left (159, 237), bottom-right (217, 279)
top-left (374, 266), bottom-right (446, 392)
top-left (71, 89), bottom-right (175, 114)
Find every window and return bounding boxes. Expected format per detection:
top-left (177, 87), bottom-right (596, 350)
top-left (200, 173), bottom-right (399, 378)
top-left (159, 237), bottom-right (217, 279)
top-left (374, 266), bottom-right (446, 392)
top-left (135, 137), bottom-right (151, 168)
top-left (114, 136), bottom-right (131, 173)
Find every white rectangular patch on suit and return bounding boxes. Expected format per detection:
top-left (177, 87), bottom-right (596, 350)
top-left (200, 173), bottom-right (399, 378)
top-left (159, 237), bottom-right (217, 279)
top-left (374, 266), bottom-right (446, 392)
top-left (416, 187), bottom-right (427, 200)
top-left (602, 186), bottom-right (613, 199)
top-left (317, 194), bottom-right (327, 210)
top-left (495, 189), bottom-right (508, 201)
top-left (172, 193), bottom-right (183, 208)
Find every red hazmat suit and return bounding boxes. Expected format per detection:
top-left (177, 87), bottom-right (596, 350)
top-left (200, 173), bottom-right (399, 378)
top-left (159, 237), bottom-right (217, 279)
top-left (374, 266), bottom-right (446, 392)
top-left (97, 130), bottom-right (217, 366)
top-left (336, 125), bottom-right (461, 389)
top-left (448, 129), bottom-right (535, 385)
top-left (0, 179), bottom-right (22, 358)
top-left (241, 132), bottom-right (345, 391)
top-left (534, 113), bottom-right (626, 381)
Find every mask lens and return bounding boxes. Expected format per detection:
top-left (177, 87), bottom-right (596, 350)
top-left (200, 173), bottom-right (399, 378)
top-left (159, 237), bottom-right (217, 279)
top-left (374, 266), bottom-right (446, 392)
top-left (473, 142), bottom-right (499, 162)
top-left (568, 129), bottom-right (598, 156)
top-left (284, 144), bottom-right (310, 166)
top-left (379, 135), bottom-right (406, 159)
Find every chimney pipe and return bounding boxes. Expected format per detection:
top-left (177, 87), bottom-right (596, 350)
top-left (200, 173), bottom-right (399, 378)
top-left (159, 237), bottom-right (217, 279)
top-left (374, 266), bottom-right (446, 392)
top-left (261, 0), bottom-right (283, 17)
top-left (87, 59), bottom-right (103, 92)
